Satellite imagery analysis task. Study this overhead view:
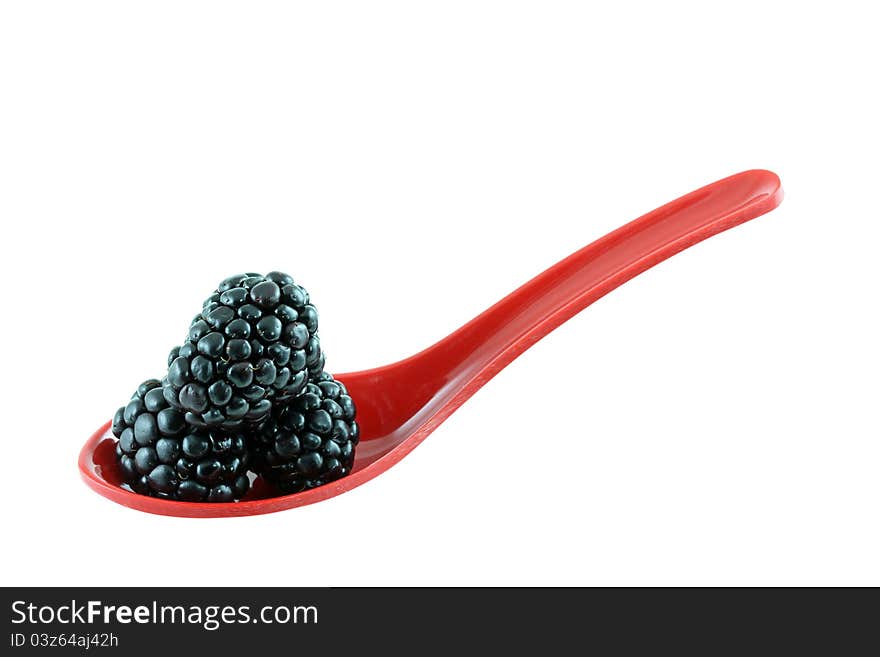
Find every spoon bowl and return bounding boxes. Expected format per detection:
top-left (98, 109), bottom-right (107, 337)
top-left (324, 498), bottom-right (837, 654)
top-left (79, 169), bottom-right (783, 517)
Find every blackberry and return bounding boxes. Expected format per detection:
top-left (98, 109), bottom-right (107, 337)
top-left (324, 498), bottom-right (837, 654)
top-left (163, 272), bottom-right (326, 430)
top-left (251, 372), bottom-right (359, 494)
top-left (112, 378), bottom-right (252, 502)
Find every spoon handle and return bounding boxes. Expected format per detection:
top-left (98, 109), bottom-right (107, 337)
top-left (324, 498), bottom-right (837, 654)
top-left (423, 170), bottom-right (783, 384)
top-left (344, 169), bottom-right (783, 449)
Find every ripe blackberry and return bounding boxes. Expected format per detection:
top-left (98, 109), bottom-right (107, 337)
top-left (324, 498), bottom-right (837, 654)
top-left (112, 378), bottom-right (251, 502)
top-left (251, 372), bottom-right (359, 494)
top-left (163, 272), bottom-right (326, 430)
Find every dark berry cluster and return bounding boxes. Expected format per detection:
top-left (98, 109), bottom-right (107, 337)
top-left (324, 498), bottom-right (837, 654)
top-left (252, 372), bottom-right (359, 493)
top-left (163, 272), bottom-right (325, 430)
top-left (112, 379), bottom-right (251, 502)
top-left (112, 272), bottom-right (358, 503)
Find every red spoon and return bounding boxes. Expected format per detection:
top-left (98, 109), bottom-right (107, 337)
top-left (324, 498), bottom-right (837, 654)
top-left (80, 170), bottom-right (783, 517)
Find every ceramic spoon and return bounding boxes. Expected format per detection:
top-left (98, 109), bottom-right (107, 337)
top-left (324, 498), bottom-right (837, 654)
top-left (79, 169), bottom-right (783, 517)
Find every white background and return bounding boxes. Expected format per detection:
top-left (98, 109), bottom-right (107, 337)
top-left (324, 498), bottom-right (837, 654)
top-left (1, 2), bottom-right (877, 586)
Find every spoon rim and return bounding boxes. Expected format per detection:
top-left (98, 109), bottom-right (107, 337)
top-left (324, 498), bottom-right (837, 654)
top-left (78, 417), bottom-right (399, 517)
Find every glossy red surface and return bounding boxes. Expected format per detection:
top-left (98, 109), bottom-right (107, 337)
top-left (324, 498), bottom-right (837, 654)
top-left (79, 169), bottom-right (783, 517)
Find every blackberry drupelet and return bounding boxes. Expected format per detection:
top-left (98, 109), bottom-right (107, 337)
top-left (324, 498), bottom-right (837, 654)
top-left (163, 272), bottom-right (326, 430)
top-left (251, 372), bottom-right (359, 494)
top-left (112, 378), bottom-right (251, 502)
